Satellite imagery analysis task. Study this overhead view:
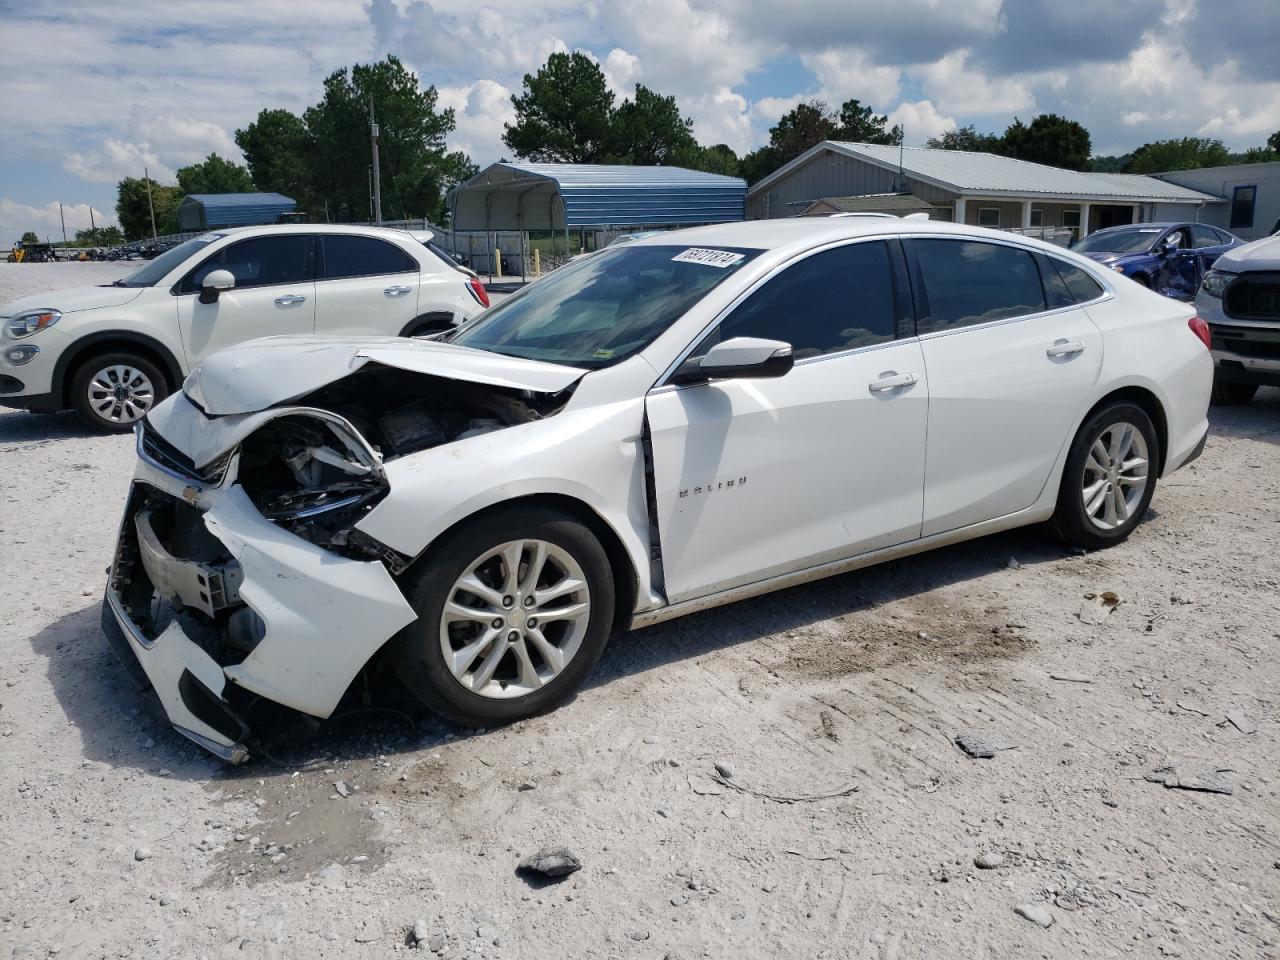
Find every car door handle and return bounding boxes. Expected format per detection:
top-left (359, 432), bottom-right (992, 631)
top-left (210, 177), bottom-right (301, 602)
top-left (868, 371), bottom-right (918, 393)
top-left (384, 285), bottom-right (413, 297)
top-left (274, 294), bottom-right (306, 306)
top-left (1046, 338), bottom-right (1084, 358)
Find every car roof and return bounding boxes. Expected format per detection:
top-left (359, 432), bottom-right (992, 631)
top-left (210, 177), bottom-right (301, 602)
top-left (627, 216), bottom-right (1044, 254)
top-left (208, 223), bottom-right (427, 242)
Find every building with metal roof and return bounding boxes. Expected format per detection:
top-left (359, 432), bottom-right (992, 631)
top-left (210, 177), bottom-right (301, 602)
top-left (797, 192), bottom-right (939, 217)
top-left (747, 141), bottom-right (1224, 238)
top-left (448, 163), bottom-right (746, 233)
top-left (177, 193), bottom-right (297, 231)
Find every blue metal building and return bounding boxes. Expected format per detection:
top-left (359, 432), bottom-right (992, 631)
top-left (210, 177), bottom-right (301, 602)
top-left (447, 163), bottom-right (746, 233)
top-left (178, 193), bottom-right (297, 231)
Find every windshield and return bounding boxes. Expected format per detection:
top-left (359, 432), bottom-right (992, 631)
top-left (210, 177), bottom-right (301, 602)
top-left (450, 244), bottom-right (760, 367)
top-left (114, 234), bottom-right (225, 287)
top-left (1072, 228), bottom-right (1162, 255)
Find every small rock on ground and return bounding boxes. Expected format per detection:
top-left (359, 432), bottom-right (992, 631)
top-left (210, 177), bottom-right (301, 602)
top-left (517, 846), bottom-right (581, 878)
top-left (1014, 903), bottom-right (1054, 928)
top-left (974, 852), bottom-right (1005, 869)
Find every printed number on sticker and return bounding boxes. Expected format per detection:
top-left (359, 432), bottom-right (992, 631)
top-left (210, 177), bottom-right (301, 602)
top-left (671, 248), bottom-right (744, 268)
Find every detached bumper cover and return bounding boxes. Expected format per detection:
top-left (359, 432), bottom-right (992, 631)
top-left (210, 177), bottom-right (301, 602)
top-left (104, 464), bottom-right (417, 762)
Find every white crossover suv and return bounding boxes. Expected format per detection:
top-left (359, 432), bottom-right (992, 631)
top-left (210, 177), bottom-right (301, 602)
top-left (0, 224), bottom-right (489, 431)
top-left (102, 218), bottom-right (1213, 762)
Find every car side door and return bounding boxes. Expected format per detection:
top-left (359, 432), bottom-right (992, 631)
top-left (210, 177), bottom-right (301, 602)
top-left (1153, 227), bottom-right (1199, 299)
top-left (644, 239), bottom-right (930, 603)
top-left (1191, 225), bottom-right (1231, 278)
top-left (174, 234), bottom-right (316, 364)
top-left (906, 238), bottom-right (1105, 537)
top-left (312, 234), bottom-right (422, 336)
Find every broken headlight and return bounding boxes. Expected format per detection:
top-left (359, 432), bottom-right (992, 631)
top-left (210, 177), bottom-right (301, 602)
top-left (237, 414), bottom-right (389, 552)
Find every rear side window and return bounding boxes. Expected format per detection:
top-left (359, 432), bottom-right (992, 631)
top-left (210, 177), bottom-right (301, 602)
top-left (1040, 255), bottom-right (1105, 308)
top-left (702, 241), bottom-right (898, 360)
top-left (321, 235), bottom-right (417, 279)
top-left (1191, 225), bottom-right (1221, 249)
top-left (913, 239), bottom-right (1045, 333)
top-left (180, 235), bottom-right (313, 293)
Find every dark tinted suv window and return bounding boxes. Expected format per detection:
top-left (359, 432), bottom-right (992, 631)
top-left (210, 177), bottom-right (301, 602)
top-left (913, 239), bottom-right (1045, 332)
top-left (1040, 255), bottom-right (1105, 308)
top-left (180, 235), bottom-right (313, 292)
top-left (703, 241), bottom-right (897, 360)
top-left (322, 235), bottom-right (416, 279)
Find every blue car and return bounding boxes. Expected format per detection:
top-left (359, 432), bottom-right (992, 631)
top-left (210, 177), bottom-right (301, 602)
top-left (1071, 222), bottom-right (1243, 301)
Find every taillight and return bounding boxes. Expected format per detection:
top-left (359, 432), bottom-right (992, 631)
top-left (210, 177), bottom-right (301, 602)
top-left (1188, 316), bottom-right (1211, 350)
top-left (467, 276), bottom-right (490, 308)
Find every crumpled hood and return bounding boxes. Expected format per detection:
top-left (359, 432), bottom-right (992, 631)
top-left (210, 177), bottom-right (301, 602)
top-left (183, 335), bottom-right (586, 415)
top-left (1212, 234), bottom-right (1280, 271)
top-left (0, 285), bottom-right (144, 316)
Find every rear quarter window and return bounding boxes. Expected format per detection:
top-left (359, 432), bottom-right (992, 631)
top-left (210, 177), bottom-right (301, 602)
top-left (1040, 255), bottom-right (1106, 308)
top-left (321, 235), bottom-right (417, 279)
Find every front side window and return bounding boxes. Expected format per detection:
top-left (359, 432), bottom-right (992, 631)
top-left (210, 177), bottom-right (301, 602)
top-left (180, 235), bottom-right (313, 293)
top-left (696, 241), bottom-right (898, 361)
top-left (322, 235), bottom-right (417, 279)
top-left (913, 239), bottom-right (1045, 333)
top-left (450, 244), bottom-right (760, 368)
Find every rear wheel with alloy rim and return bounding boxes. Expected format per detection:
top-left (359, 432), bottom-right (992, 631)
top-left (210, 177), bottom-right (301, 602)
top-left (393, 506), bottom-right (615, 726)
top-left (1049, 401), bottom-right (1159, 549)
top-left (69, 351), bottom-right (168, 433)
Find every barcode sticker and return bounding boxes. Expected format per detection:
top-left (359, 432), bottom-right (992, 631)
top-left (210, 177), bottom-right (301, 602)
top-left (671, 248), bottom-right (744, 268)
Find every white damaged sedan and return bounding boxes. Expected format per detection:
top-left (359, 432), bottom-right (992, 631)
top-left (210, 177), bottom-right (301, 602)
top-left (103, 218), bottom-right (1213, 761)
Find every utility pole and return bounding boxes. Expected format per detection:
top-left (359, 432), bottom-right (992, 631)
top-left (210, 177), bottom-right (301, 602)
top-left (143, 166), bottom-right (158, 240)
top-left (58, 202), bottom-right (67, 243)
top-left (89, 206), bottom-right (96, 231)
top-left (370, 96), bottom-right (383, 226)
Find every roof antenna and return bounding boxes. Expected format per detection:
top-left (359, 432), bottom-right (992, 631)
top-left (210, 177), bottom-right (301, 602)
top-left (898, 131), bottom-right (905, 193)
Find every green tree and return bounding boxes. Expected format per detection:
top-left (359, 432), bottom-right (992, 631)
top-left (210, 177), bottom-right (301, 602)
top-left (504, 52), bottom-right (616, 163)
top-left (303, 55), bottom-right (466, 223)
top-left (1122, 137), bottom-right (1231, 173)
top-left (1000, 114), bottom-right (1092, 170)
top-left (1233, 146), bottom-right (1279, 163)
top-left (687, 143), bottom-right (740, 177)
top-left (927, 124), bottom-right (1002, 152)
top-left (115, 176), bottom-right (182, 240)
top-left (833, 99), bottom-right (902, 145)
top-left (768, 100), bottom-right (837, 161)
top-left (235, 108), bottom-right (316, 210)
top-left (72, 226), bottom-right (125, 247)
top-left (1268, 130), bottom-right (1280, 152)
top-left (1089, 154), bottom-right (1131, 172)
top-left (737, 145), bottom-right (783, 186)
top-left (606, 84), bottom-right (698, 165)
top-left (19, 231), bottom-right (39, 244)
top-left (175, 153), bottom-right (254, 195)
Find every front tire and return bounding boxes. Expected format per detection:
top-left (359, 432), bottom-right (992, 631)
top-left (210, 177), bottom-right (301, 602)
top-left (392, 506), bottom-right (615, 727)
top-left (1210, 377), bottom-right (1257, 406)
top-left (1049, 401), bottom-right (1159, 550)
top-left (69, 352), bottom-right (168, 433)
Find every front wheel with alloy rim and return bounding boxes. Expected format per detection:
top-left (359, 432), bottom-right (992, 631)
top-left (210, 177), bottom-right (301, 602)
top-left (392, 506), bottom-right (615, 727)
top-left (1049, 401), bottom-right (1159, 550)
top-left (69, 351), bottom-right (168, 432)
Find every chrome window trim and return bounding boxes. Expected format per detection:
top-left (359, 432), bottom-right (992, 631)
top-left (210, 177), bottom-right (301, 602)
top-left (652, 231), bottom-right (1115, 388)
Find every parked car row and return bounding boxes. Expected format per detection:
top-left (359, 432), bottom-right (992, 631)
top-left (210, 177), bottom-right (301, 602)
top-left (75, 217), bottom-right (1214, 762)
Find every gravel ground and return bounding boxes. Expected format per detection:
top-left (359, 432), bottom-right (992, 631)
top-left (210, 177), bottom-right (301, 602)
top-left (1, 261), bottom-right (1277, 960)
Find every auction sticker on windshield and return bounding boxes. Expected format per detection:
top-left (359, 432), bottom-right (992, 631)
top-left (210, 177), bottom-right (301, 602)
top-left (671, 248), bottom-right (745, 268)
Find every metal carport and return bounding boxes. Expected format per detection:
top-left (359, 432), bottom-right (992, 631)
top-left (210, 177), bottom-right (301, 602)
top-left (447, 163), bottom-right (746, 237)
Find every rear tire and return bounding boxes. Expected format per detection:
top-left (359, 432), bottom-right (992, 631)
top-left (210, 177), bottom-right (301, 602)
top-left (1210, 377), bottom-right (1257, 406)
top-left (69, 351), bottom-right (168, 433)
top-left (392, 506), bottom-right (615, 727)
top-left (1049, 401), bottom-right (1159, 550)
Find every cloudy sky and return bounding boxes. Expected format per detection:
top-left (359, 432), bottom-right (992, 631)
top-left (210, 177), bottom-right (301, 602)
top-left (1, 0), bottom-right (1278, 245)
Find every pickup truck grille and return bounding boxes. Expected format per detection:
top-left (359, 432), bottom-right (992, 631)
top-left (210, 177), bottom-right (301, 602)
top-left (1224, 272), bottom-right (1280, 322)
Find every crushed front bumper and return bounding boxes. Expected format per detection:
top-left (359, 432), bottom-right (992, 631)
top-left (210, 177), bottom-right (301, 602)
top-left (103, 453), bottom-right (417, 763)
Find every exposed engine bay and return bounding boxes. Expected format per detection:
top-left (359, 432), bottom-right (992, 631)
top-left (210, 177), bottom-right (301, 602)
top-left (233, 364), bottom-right (573, 555)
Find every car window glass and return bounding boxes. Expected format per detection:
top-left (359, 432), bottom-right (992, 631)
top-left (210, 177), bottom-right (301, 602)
top-left (913, 239), bottom-right (1045, 333)
top-left (1191, 225), bottom-right (1220, 249)
top-left (1164, 228), bottom-right (1189, 250)
top-left (697, 242), bottom-right (897, 361)
top-left (182, 235), bottom-right (312, 292)
top-left (322, 235), bottom-right (416, 279)
top-left (1212, 228), bottom-right (1234, 244)
top-left (1050, 258), bottom-right (1105, 305)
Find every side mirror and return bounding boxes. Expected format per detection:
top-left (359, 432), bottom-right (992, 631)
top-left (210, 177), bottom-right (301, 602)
top-left (199, 269), bottom-right (235, 304)
top-left (672, 336), bottom-right (794, 385)
top-left (1158, 238), bottom-right (1179, 257)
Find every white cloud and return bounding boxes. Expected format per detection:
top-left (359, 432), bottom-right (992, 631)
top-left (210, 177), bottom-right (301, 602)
top-left (887, 101), bottom-right (957, 145)
top-left (438, 80), bottom-right (518, 165)
top-left (602, 48), bottom-right (643, 98)
top-left (801, 48), bottom-right (902, 108)
top-left (684, 88), bottom-right (755, 154)
top-left (0, 198), bottom-right (114, 244)
top-left (63, 140), bottom-right (172, 184)
top-left (913, 50), bottom-right (1037, 116)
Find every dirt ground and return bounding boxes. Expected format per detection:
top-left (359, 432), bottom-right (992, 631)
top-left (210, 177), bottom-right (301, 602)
top-left (1, 260), bottom-right (1277, 960)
